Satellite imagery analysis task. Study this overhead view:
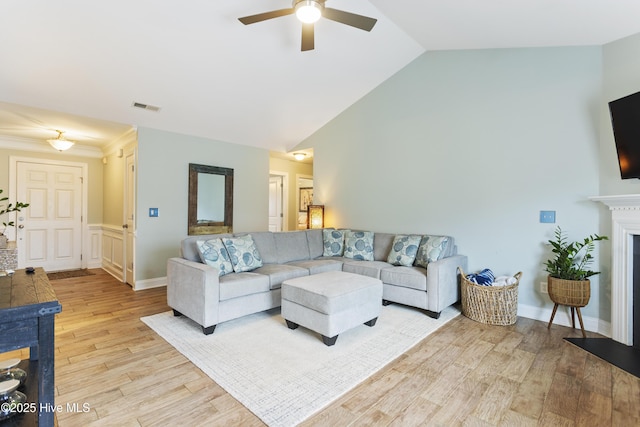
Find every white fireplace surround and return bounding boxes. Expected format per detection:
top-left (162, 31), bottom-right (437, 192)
top-left (590, 194), bottom-right (640, 345)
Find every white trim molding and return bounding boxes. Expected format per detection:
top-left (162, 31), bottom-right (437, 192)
top-left (134, 277), bottom-right (166, 291)
top-left (590, 194), bottom-right (640, 345)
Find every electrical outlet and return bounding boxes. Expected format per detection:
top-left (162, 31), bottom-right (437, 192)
top-left (540, 281), bottom-right (548, 293)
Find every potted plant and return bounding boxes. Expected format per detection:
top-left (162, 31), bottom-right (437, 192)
top-left (544, 226), bottom-right (608, 336)
top-left (0, 189), bottom-right (29, 249)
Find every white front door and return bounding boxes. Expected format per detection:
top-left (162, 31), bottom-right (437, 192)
top-left (268, 175), bottom-right (283, 232)
top-left (16, 161), bottom-right (83, 272)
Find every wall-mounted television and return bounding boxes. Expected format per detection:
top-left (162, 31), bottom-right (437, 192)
top-left (609, 91), bottom-right (640, 179)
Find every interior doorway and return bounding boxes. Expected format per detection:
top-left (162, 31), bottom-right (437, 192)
top-left (269, 173), bottom-right (287, 231)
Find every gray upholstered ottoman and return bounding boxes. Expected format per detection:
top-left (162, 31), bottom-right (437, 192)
top-left (281, 271), bottom-right (383, 346)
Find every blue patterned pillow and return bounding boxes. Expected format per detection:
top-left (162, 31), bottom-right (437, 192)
top-left (196, 239), bottom-right (233, 276)
top-left (386, 235), bottom-right (422, 266)
top-left (344, 231), bottom-right (374, 261)
top-left (222, 234), bottom-right (263, 273)
top-left (322, 229), bottom-right (348, 257)
top-left (414, 235), bottom-right (451, 268)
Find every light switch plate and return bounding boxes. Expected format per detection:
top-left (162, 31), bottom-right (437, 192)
top-left (149, 208), bottom-right (159, 217)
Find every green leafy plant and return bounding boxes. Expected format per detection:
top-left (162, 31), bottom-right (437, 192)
top-left (0, 189), bottom-right (29, 235)
top-left (544, 226), bottom-right (608, 280)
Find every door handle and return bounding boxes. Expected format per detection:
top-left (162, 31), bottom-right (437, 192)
top-left (122, 224), bottom-right (128, 229)
top-left (18, 225), bottom-right (24, 229)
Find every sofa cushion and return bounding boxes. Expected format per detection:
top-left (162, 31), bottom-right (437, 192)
top-left (247, 232), bottom-right (278, 264)
top-left (344, 231), bottom-right (374, 261)
top-left (222, 234), bottom-right (264, 272)
top-left (342, 260), bottom-right (392, 279)
top-left (252, 264), bottom-right (308, 290)
top-left (274, 231), bottom-right (311, 264)
top-left (219, 272), bottom-right (270, 301)
top-left (305, 229), bottom-right (324, 259)
top-left (414, 235), bottom-right (452, 268)
top-left (196, 238), bottom-right (234, 276)
top-left (373, 233), bottom-right (395, 261)
top-left (181, 233), bottom-right (233, 262)
top-left (386, 235), bottom-right (422, 266)
top-left (380, 266), bottom-right (427, 291)
top-left (287, 258), bottom-right (344, 275)
top-left (322, 229), bottom-right (347, 257)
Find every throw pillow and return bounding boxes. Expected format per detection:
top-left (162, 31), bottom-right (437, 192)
top-left (386, 234), bottom-right (422, 266)
top-left (322, 229), bottom-right (348, 257)
top-left (414, 235), bottom-right (451, 268)
top-left (196, 239), bottom-right (233, 277)
top-left (344, 231), bottom-right (374, 261)
top-left (222, 234), bottom-right (264, 273)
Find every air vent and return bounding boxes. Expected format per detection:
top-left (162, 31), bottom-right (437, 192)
top-left (132, 102), bottom-right (161, 112)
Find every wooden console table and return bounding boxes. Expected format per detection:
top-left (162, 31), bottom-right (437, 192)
top-left (0, 268), bottom-right (61, 426)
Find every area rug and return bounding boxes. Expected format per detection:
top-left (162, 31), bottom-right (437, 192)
top-left (141, 304), bottom-right (460, 427)
top-left (565, 337), bottom-right (640, 379)
top-left (47, 269), bottom-right (95, 280)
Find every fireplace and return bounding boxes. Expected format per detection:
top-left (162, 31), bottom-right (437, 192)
top-left (590, 194), bottom-right (640, 346)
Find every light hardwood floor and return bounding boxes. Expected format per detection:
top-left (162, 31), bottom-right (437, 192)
top-left (8, 269), bottom-right (638, 426)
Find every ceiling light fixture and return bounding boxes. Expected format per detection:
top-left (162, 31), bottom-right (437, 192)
top-left (293, 152), bottom-right (306, 161)
top-left (47, 130), bottom-right (75, 151)
top-left (294, 0), bottom-right (323, 24)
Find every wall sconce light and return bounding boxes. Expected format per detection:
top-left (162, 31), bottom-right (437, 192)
top-left (307, 204), bottom-right (324, 229)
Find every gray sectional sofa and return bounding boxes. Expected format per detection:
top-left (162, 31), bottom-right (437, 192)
top-left (166, 229), bottom-right (468, 334)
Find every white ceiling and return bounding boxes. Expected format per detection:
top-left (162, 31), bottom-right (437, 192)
top-left (1, 0), bottom-right (639, 155)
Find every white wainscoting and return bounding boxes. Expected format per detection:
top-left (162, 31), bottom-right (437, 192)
top-left (101, 225), bottom-right (125, 282)
top-left (86, 224), bottom-right (103, 269)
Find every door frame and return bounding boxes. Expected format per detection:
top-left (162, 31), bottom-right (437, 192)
top-left (123, 144), bottom-right (136, 286)
top-left (9, 156), bottom-right (89, 268)
top-left (269, 170), bottom-right (289, 231)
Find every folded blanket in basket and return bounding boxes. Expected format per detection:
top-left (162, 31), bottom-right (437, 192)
top-left (466, 268), bottom-right (495, 286)
top-left (493, 276), bottom-right (518, 287)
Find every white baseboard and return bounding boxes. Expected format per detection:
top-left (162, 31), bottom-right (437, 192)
top-left (134, 276), bottom-right (166, 291)
top-left (517, 303), bottom-right (612, 338)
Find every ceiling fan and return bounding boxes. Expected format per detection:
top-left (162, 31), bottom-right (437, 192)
top-left (238, 0), bottom-right (377, 51)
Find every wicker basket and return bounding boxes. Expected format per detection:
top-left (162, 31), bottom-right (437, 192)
top-left (459, 267), bottom-right (521, 326)
top-left (547, 276), bottom-right (590, 307)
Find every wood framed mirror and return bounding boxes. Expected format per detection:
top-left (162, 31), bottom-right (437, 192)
top-left (188, 163), bottom-right (234, 235)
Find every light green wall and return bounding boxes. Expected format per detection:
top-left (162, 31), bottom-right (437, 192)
top-left (269, 157), bottom-right (314, 231)
top-left (135, 127), bottom-right (269, 280)
top-left (301, 47), bottom-right (606, 320)
top-left (0, 147), bottom-right (104, 224)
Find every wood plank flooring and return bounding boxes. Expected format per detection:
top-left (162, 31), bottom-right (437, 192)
top-left (5, 269), bottom-right (638, 426)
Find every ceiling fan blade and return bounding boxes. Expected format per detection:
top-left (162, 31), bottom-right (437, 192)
top-left (238, 8), bottom-right (294, 25)
top-left (301, 23), bottom-right (314, 51)
top-left (323, 8), bottom-right (377, 31)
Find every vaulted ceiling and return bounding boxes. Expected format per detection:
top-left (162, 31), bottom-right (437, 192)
top-left (1, 0), bottom-right (639, 154)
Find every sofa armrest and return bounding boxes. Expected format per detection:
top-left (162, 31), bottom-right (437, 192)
top-left (166, 257), bottom-right (220, 329)
top-left (425, 254), bottom-right (468, 314)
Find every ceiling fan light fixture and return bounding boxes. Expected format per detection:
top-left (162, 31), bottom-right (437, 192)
top-left (47, 131), bottom-right (74, 151)
top-left (295, 0), bottom-right (322, 24)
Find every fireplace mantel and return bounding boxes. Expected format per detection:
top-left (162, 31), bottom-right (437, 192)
top-left (590, 194), bottom-right (640, 345)
top-left (590, 194), bottom-right (640, 210)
